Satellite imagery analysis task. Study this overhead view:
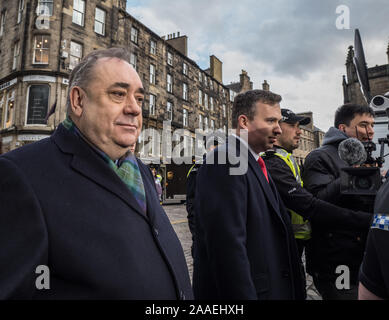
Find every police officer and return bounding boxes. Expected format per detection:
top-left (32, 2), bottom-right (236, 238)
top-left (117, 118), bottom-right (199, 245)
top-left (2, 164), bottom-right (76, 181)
top-left (262, 109), bottom-right (311, 256)
top-left (262, 108), bottom-right (372, 297)
top-left (186, 132), bottom-right (225, 257)
top-left (186, 159), bottom-right (201, 250)
top-left (359, 177), bottom-right (389, 299)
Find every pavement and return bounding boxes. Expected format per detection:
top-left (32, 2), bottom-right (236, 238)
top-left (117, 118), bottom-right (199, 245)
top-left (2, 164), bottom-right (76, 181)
top-left (163, 204), bottom-right (322, 300)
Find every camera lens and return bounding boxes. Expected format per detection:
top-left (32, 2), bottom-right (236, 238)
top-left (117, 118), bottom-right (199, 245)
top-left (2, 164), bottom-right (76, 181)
top-left (372, 96), bottom-right (385, 106)
top-left (355, 177), bottom-right (372, 189)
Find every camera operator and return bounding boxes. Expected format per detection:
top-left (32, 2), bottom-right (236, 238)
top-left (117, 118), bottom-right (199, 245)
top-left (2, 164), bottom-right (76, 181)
top-left (302, 103), bottom-right (375, 300)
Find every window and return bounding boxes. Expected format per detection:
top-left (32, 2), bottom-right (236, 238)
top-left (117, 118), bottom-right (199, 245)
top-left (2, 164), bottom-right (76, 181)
top-left (204, 117), bottom-right (208, 130)
top-left (198, 114), bottom-right (203, 130)
top-left (94, 7), bottom-right (105, 35)
top-left (223, 125), bottom-right (227, 134)
top-left (150, 40), bottom-right (156, 55)
top-left (12, 41), bottom-right (20, 70)
top-left (183, 83), bottom-right (188, 100)
top-left (204, 93), bottom-right (208, 109)
top-left (211, 119), bottom-right (215, 130)
top-left (183, 62), bottom-right (188, 76)
top-left (37, 0), bottom-right (53, 16)
top-left (198, 90), bottom-right (202, 105)
top-left (230, 90), bottom-right (236, 102)
top-left (210, 80), bottom-right (213, 90)
top-left (26, 85), bottom-right (49, 125)
top-left (210, 97), bottom-right (214, 111)
top-left (0, 92), bottom-right (4, 126)
top-left (69, 41), bottom-right (82, 70)
top-left (149, 64), bottom-right (155, 84)
top-left (72, 0), bottom-right (85, 26)
top-left (222, 104), bottom-right (226, 117)
top-left (131, 27), bottom-right (138, 43)
top-left (17, 0), bottom-right (24, 23)
top-left (167, 52), bottom-right (173, 66)
top-left (167, 101), bottom-right (173, 121)
top-left (204, 76), bottom-right (208, 87)
top-left (167, 74), bottom-right (173, 93)
top-left (183, 109), bottom-right (188, 127)
top-left (149, 94), bottom-right (156, 116)
top-left (198, 71), bottom-right (202, 82)
top-left (0, 11), bottom-right (6, 37)
top-left (33, 35), bottom-right (50, 64)
top-left (4, 90), bottom-right (15, 129)
top-left (130, 53), bottom-right (137, 70)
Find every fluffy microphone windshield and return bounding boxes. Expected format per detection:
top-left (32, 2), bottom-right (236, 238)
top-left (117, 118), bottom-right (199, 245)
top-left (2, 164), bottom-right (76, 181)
top-left (338, 138), bottom-right (367, 166)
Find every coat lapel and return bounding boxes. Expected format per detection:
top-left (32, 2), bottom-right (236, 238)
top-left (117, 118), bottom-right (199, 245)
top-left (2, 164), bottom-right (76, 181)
top-left (52, 125), bottom-right (148, 220)
top-left (248, 154), bottom-right (281, 216)
top-left (227, 136), bottom-right (284, 225)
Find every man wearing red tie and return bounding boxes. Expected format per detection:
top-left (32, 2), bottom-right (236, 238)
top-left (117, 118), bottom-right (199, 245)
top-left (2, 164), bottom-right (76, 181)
top-left (193, 90), bottom-right (306, 300)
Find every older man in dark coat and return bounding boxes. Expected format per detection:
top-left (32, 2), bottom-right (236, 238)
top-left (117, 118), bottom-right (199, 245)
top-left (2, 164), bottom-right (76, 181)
top-left (0, 48), bottom-right (192, 300)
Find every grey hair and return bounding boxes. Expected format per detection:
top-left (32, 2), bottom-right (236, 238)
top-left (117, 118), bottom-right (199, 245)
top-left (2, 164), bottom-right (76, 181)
top-left (66, 47), bottom-right (132, 114)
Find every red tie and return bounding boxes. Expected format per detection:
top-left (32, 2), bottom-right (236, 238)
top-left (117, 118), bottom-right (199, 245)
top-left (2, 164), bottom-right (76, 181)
top-left (257, 157), bottom-right (269, 182)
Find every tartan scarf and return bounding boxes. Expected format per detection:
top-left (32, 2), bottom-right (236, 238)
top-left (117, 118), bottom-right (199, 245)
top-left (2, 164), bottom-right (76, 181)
top-left (62, 116), bottom-right (147, 214)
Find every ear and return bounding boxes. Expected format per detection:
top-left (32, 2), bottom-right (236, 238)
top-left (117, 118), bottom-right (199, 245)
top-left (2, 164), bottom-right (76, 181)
top-left (69, 86), bottom-right (86, 118)
top-left (237, 114), bottom-right (249, 130)
top-left (338, 124), bottom-right (346, 133)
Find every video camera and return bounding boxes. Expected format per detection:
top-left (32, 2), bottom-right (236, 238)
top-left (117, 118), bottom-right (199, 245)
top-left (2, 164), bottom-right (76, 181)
top-left (339, 29), bottom-right (389, 198)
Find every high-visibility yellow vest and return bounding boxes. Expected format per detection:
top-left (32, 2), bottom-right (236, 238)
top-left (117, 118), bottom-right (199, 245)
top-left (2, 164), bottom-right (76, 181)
top-left (273, 148), bottom-right (311, 240)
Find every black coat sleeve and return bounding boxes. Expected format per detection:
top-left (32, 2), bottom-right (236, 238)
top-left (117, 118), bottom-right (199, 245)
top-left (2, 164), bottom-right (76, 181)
top-left (264, 156), bottom-right (372, 230)
top-left (0, 157), bottom-right (48, 299)
top-left (302, 150), bottom-right (343, 203)
top-left (359, 229), bottom-right (389, 299)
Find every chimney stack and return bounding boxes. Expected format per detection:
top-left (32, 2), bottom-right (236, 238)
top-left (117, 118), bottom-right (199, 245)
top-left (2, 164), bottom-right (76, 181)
top-left (210, 55), bottom-right (223, 83)
top-left (166, 33), bottom-right (188, 56)
top-left (262, 80), bottom-right (270, 91)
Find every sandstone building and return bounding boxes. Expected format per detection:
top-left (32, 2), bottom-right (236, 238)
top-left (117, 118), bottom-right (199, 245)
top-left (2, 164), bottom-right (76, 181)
top-left (0, 0), bottom-right (234, 157)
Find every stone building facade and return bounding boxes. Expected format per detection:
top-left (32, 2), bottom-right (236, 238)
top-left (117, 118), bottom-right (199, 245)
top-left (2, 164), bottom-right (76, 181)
top-left (0, 0), bottom-right (233, 157)
top-left (292, 112), bottom-right (324, 165)
top-left (343, 44), bottom-right (389, 106)
top-left (342, 42), bottom-right (389, 170)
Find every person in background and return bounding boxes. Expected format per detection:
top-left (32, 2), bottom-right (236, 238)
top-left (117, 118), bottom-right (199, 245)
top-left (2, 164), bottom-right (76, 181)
top-left (186, 132), bottom-right (224, 257)
top-left (262, 108), bottom-right (372, 294)
top-left (151, 167), bottom-right (163, 203)
top-left (359, 178), bottom-right (389, 300)
top-left (303, 103), bottom-right (375, 300)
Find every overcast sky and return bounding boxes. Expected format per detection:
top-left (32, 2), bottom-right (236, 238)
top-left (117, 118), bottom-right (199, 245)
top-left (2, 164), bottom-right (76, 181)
top-left (127, 0), bottom-right (388, 132)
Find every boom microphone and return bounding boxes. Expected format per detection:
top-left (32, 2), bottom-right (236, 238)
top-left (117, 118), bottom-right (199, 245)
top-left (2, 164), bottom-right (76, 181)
top-left (338, 138), bottom-right (367, 166)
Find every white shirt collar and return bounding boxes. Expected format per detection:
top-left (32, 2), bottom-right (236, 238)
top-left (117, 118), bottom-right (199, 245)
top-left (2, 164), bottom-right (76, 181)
top-left (231, 133), bottom-right (260, 161)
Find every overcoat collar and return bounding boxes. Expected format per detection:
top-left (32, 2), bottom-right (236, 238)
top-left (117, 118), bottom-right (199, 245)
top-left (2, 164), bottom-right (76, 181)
top-left (51, 124), bottom-right (151, 221)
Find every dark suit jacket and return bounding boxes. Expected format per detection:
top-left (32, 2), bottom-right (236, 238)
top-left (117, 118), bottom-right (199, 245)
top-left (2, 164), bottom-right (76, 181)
top-left (0, 124), bottom-right (193, 300)
top-left (193, 136), bottom-right (305, 300)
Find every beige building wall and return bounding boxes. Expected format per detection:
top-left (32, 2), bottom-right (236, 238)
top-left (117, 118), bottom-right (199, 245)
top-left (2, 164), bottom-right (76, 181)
top-left (292, 111), bottom-right (325, 166)
top-left (0, 0), bottom-right (233, 156)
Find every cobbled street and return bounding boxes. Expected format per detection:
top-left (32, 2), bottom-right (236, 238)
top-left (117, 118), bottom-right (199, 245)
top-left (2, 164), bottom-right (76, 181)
top-left (163, 204), bottom-right (322, 300)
